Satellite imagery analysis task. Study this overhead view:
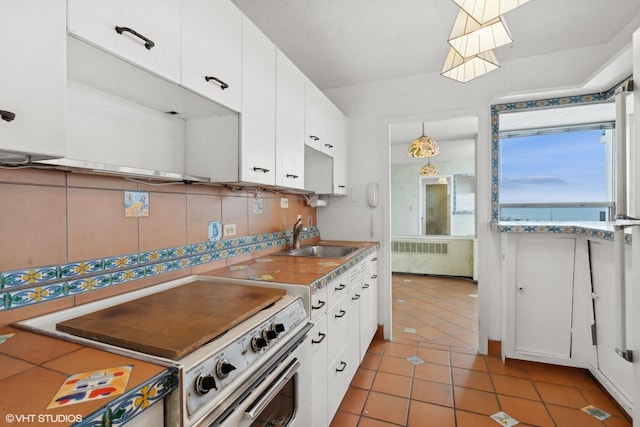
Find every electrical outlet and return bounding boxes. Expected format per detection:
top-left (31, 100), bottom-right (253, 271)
top-left (223, 224), bottom-right (236, 237)
top-left (280, 198), bottom-right (289, 208)
top-left (296, 214), bottom-right (302, 221)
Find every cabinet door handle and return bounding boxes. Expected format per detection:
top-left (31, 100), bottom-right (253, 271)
top-left (115, 26), bottom-right (155, 50)
top-left (285, 174), bottom-right (299, 179)
top-left (338, 185), bottom-right (346, 188)
top-left (205, 75), bottom-right (229, 90)
top-left (252, 167), bottom-right (270, 173)
top-left (372, 257), bottom-right (378, 261)
top-left (352, 293), bottom-right (360, 300)
top-left (362, 283), bottom-right (370, 289)
top-left (334, 309), bottom-right (346, 318)
top-left (309, 135), bottom-right (320, 141)
top-left (336, 361), bottom-right (347, 372)
top-left (324, 143), bottom-right (334, 149)
top-left (311, 300), bottom-right (326, 310)
top-left (311, 332), bottom-right (326, 344)
top-left (335, 283), bottom-right (346, 291)
top-left (0, 110), bottom-right (16, 122)
top-left (371, 274), bottom-right (378, 279)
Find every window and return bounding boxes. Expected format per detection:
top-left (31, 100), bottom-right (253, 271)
top-left (498, 120), bottom-right (615, 221)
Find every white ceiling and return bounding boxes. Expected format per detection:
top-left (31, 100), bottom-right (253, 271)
top-left (231, 0), bottom-right (640, 90)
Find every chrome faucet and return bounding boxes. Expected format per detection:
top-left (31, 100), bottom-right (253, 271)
top-left (292, 218), bottom-right (307, 249)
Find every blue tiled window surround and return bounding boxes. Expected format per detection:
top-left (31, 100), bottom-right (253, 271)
top-left (0, 227), bottom-right (320, 312)
top-left (490, 79), bottom-right (630, 223)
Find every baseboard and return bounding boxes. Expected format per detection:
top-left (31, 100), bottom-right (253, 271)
top-left (488, 340), bottom-right (501, 357)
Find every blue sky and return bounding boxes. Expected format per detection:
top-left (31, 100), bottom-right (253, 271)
top-left (500, 129), bottom-right (609, 203)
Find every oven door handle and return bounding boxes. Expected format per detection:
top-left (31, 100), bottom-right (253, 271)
top-left (245, 358), bottom-right (300, 420)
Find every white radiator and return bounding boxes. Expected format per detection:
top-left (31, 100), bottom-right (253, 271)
top-left (391, 237), bottom-right (474, 278)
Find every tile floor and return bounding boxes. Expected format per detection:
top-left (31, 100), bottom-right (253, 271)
top-left (330, 273), bottom-right (632, 427)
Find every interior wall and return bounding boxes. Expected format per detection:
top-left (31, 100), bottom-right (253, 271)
top-left (317, 31), bottom-right (639, 352)
top-left (0, 168), bottom-right (316, 326)
top-left (391, 160), bottom-right (474, 236)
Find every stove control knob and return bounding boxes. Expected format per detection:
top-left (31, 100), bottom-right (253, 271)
top-left (274, 323), bottom-right (286, 334)
top-left (216, 359), bottom-right (237, 379)
top-left (263, 329), bottom-right (277, 341)
top-left (195, 373), bottom-right (217, 395)
top-left (251, 336), bottom-right (268, 352)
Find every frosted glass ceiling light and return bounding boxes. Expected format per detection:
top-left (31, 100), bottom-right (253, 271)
top-left (441, 47), bottom-right (499, 83)
top-left (448, 9), bottom-right (512, 57)
top-left (408, 123), bottom-right (440, 158)
top-left (451, 0), bottom-right (530, 25)
top-left (420, 158), bottom-right (438, 176)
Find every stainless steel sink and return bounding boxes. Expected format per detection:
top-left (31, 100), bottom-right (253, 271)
top-left (273, 245), bottom-right (360, 258)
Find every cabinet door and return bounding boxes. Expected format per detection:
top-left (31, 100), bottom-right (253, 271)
top-left (182, 0), bottom-right (241, 112)
top-left (332, 109), bottom-right (349, 195)
top-left (239, 17), bottom-right (276, 185)
top-left (275, 50), bottom-right (305, 189)
top-left (310, 314), bottom-right (328, 427)
top-left (347, 286), bottom-right (362, 376)
top-left (514, 237), bottom-right (575, 358)
top-left (67, 0), bottom-right (181, 82)
top-left (304, 80), bottom-right (326, 153)
top-left (327, 295), bottom-right (349, 365)
top-left (0, 0), bottom-right (65, 159)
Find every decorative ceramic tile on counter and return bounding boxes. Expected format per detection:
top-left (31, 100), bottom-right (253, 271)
top-left (496, 221), bottom-right (634, 242)
top-left (0, 327), bottom-right (177, 426)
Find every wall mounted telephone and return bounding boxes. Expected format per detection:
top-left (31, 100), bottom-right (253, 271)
top-left (367, 183), bottom-right (378, 208)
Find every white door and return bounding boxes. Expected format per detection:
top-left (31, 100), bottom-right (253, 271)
top-left (514, 237), bottom-right (575, 358)
top-left (589, 241), bottom-right (634, 407)
top-left (182, 0), bottom-right (241, 112)
top-left (239, 16), bottom-right (276, 185)
top-left (67, 0), bottom-right (181, 82)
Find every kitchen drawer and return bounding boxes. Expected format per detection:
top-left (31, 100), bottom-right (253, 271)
top-left (310, 286), bottom-right (327, 322)
top-left (326, 274), bottom-right (349, 309)
top-left (327, 295), bottom-right (349, 365)
top-left (327, 343), bottom-right (355, 420)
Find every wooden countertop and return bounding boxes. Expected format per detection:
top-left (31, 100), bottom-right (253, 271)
top-left (200, 240), bottom-right (379, 288)
top-left (0, 324), bottom-right (173, 426)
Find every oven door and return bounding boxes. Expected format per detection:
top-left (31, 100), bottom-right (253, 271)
top-left (199, 326), bottom-right (312, 427)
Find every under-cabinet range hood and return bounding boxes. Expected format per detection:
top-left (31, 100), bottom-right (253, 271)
top-left (37, 157), bottom-right (210, 183)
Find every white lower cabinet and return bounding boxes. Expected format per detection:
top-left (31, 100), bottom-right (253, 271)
top-left (309, 314), bottom-right (328, 427)
top-left (308, 249), bottom-right (379, 424)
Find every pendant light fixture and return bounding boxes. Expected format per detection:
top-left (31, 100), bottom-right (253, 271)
top-left (420, 158), bottom-right (438, 176)
top-left (451, 0), bottom-right (530, 25)
top-left (441, 47), bottom-right (499, 83)
top-left (448, 9), bottom-right (512, 57)
top-left (408, 123), bottom-right (440, 158)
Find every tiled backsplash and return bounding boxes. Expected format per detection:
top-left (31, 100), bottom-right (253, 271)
top-left (0, 168), bottom-right (317, 322)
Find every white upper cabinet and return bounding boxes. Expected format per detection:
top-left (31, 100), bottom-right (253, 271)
top-left (275, 50), bottom-right (305, 190)
top-left (67, 0), bottom-right (181, 82)
top-left (304, 79), bottom-right (337, 157)
top-left (239, 16), bottom-right (277, 185)
top-left (0, 0), bottom-right (66, 160)
top-left (182, 0), bottom-right (242, 112)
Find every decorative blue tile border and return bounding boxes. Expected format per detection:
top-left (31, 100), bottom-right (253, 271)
top-left (496, 223), bottom-right (632, 243)
top-left (77, 368), bottom-right (178, 426)
top-left (309, 244), bottom-right (380, 293)
top-left (0, 227), bottom-right (320, 312)
top-left (490, 78), bottom-right (630, 223)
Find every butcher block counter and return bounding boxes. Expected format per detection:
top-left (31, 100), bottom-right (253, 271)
top-left (199, 240), bottom-right (379, 290)
top-left (0, 325), bottom-right (175, 426)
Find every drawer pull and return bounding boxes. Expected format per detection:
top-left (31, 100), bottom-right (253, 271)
top-left (285, 174), bottom-right (299, 179)
top-left (324, 143), bottom-right (334, 149)
top-left (0, 110), bottom-right (16, 122)
top-left (115, 26), bottom-right (155, 50)
top-left (335, 283), bottom-right (346, 291)
top-left (352, 293), bottom-right (361, 300)
top-left (371, 274), bottom-right (378, 279)
top-left (336, 361), bottom-right (347, 372)
top-left (372, 257), bottom-right (378, 261)
top-left (362, 283), bottom-right (370, 289)
top-left (334, 309), bottom-right (346, 318)
top-left (338, 185), bottom-right (346, 188)
top-left (205, 75), bottom-right (229, 90)
top-left (309, 135), bottom-right (320, 141)
top-left (311, 300), bottom-right (326, 310)
top-left (252, 167), bottom-right (270, 173)
top-left (311, 332), bottom-right (326, 344)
